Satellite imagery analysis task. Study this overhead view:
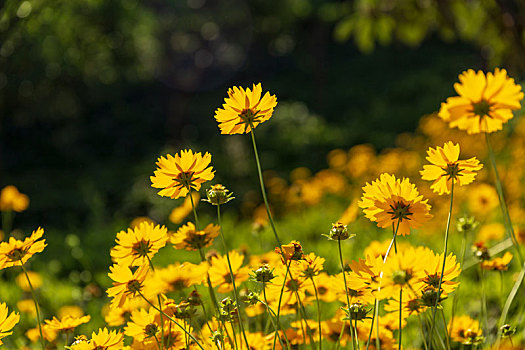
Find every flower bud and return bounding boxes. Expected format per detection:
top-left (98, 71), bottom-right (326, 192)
top-left (203, 184), bottom-right (235, 205)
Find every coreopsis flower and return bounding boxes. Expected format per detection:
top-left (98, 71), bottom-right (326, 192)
top-left (293, 252), bottom-right (324, 279)
top-left (311, 273), bottom-right (338, 302)
top-left (208, 251), bottom-right (250, 293)
top-left (0, 303), bottom-right (20, 345)
top-left (16, 271), bottom-right (42, 291)
top-left (359, 173), bottom-right (432, 236)
top-left (448, 315), bottom-right (484, 345)
top-left (363, 239), bottom-right (410, 259)
top-left (481, 252), bottom-right (513, 271)
top-left (418, 247), bottom-right (461, 298)
top-left (17, 299), bottom-right (36, 317)
top-left (70, 328), bottom-right (124, 350)
top-left (378, 247), bottom-right (426, 299)
top-left (275, 240), bottom-right (305, 263)
top-left (0, 185), bottom-right (29, 212)
top-left (110, 222), bottom-right (168, 267)
top-left (26, 324), bottom-right (58, 343)
top-left (469, 184), bottom-right (499, 214)
top-left (439, 69), bottom-right (523, 134)
top-left (214, 83), bottom-right (277, 134)
top-left (421, 141), bottom-right (483, 195)
top-left (124, 308), bottom-right (159, 343)
top-left (170, 222), bottom-right (220, 251)
top-left (45, 315), bottom-right (91, 333)
top-left (150, 149), bottom-right (215, 199)
top-left (107, 264), bottom-right (149, 308)
top-left (57, 305), bottom-right (85, 320)
top-left (103, 298), bottom-right (146, 327)
top-left (0, 227), bottom-right (46, 268)
top-left (477, 223), bottom-right (505, 242)
top-left (203, 184), bottom-right (235, 205)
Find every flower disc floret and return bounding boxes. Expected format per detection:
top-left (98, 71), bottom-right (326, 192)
top-left (439, 68), bottom-right (524, 134)
top-left (214, 83), bottom-right (277, 134)
top-left (150, 149), bottom-right (215, 199)
top-left (359, 173), bottom-right (432, 236)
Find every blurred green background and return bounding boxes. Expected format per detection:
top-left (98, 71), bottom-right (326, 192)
top-left (1, 0), bottom-right (525, 273)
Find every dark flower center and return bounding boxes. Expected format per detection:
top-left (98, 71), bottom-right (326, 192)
top-left (472, 100), bottom-right (492, 117)
top-left (7, 248), bottom-right (28, 261)
top-left (388, 201), bottom-right (413, 222)
top-left (444, 163), bottom-right (462, 181)
top-left (133, 240), bottom-right (151, 257)
top-left (174, 171), bottom-right (196, 190)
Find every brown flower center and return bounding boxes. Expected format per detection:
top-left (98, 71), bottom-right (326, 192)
top-left (472, 99), bottom-right (492, 117)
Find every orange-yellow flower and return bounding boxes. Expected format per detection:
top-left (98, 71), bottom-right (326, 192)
top-left (70, 328), bottom-right (124, 350)
top-left (208, 250), bottom-right (250, 293)
top-left (150, 149), bottom-right (214, 199)
top-left (107, 264), bottom-right (149, 308)
top-left (448, 315), bottom-right (484, 345)
top-left (45, 315), bottom-right (91, 333)
top-left (0, 185), bottom-right (29, 212)
top-left (0, 302), bottom-right (19, 345)
top-left (0, 227), bottom-right (46, 268)
top-left (481, 252), bottom-right (513, 271)
top-left (421, 141), bottom-right (483, 195)
top-left (439, 68), bottom-right (523, 134)
top-left (214, 83), bottom-right (277, 134)
top-left (170, 222), bottom-right (220, 251)
top-left (359, 173), bottom-right (432, 236)
top-left (110, 222), bottom-right (168, 267)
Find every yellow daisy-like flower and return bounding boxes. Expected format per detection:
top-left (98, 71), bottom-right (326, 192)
top-left (170, 222), bottom-right (220, 251)
top-left (124, 308), bottom-right (159, 343)
top-left (448, 315), bottom-right (484, 345)
top-left (111, 222), bottom-right (168, 267)
top-left (420, 141), bottom-right (483, 195)
top-left (214, 83), bottom-right (277, 134)
top-left (439, 68), bottom-right (524, 134)
top-left (107, 264), bottom-right (149, 308)
top-left (45, 315), bottom-right (91, 333)
top-left (469, 183), bottom-right (499, 214)
top-left (70, 328), bottom-right (124, 350)
top-left (209, 250), bottom-right (250, 293)
top-left (359, 173), bottom-right (433, 236)
top-left (150, 149), bottom-right (215, 199)
top-left (0, 227), bottom-right (47, 268)
top-left (481, 252), bottom-right (513, 271)
top-left (0, 185), bottom-right (29, 212)
top-left (16, 271), bottom-right (42, 291)
top-left (0, 302), bottom-right (20, 345)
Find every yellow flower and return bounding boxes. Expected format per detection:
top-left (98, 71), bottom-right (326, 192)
top-left (214, 83), bottom-right (277, 134)
top-left (150, 149), bottom-right (215, 199)
top-left (0, 185), bottom-right (29, 212)
top-left (17, 299), bottom-right (36, 317)
top-left (0, 227), bottom-right (46, 268)
top-left (111, 222), bottom-right (168, 267)
top-left (468, 183), bottom-right (499, 214)
top-left (107, 264), bottom-right (149, 308)
top-left (169, 192), bottom-right (200, 224)
top-left (16, 271), bottom-right (42, 291)
top-left (170, 222), bottom-right (220, 251)
top-left (157, 262), bottom-right (206, 292)
top-left (359, 173), bottom-right (432, 236)
top-left (439, 68), bottom-right (524, 134)
top-left (448, 315), bottom-right (484, 345)
top-left (209, 251), bottom-right (250, 293)
top-left (420, 141), bottom-right (483, 194)
top-left (45, 315), bottom-right (91, 333)
top-left (124, 308), bottom-right (159, 342)
top-left (0, 302), bottom-right (19, 345)
top-left (70, 328), bottom-right (124, 350)
top-left (378, 247), bottom-right (426, 299)
top-left (130, 216), bottom-right (155, 229)
top-left (58, 305), bottom-right (85, 320)
top-left (481, 252), bottom-right (513, 271)
top-left (477, 223), bottom-right (505, 242)
top-left (274, 240), bottom-right (304, 263)
top-left (26, 324), bottom-right (58, 343)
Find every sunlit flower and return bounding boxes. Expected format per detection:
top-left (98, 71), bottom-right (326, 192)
top-left (107, 264), bottom-right (149, 308)
top-left (448, 315), bottom-right (484, 345)
top-left (103, 298), bottom-right (146, 327)
top-left (214, 83), bottom-right (277, 134)
top-left (275, 240), bottom-right (305, 263)
top-left (468, 183), bottom-right (499, 214)
top-left (209, 251), bottom-right (250, 293)
top-left (45, 315), bottom-right (91, 333)
top-left (111, 222), bottom-right (168, 267)
top-left (170, 222), bottom-right (220, 251)
top-left (378, 247), bottom-right (426, 299)
top-left (16, 271), bottom-right (42, 291)
top-left (156, 262), bottom-right (206, 292)
top-left (0, 227), bottom-right (46, 268)
top-left (150, 149), bottom-right (215, 199)
top-left (439, 68), bottom-right (524, 134)
top-left (70, 328), bottom-right (124, 350)
top-left (421, 141), bottom-right (482, 194)
top-left (359, 173), bottom-right (432, 236)
top-left (481, 252), bottom-right (513, 271)
top-left (0, 185), bottom-right (29, 212)
top-left (26, 324), bottom-right (58, 343)
top-left (0, 303), bottom-right (19, 345)
top-left (124, 308), bottom-right (159, 342)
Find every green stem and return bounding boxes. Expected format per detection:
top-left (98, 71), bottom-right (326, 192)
top-left (295, 290), bottom-right (316, 350)
top-left (2, 210), bottom-right (13, 237)
top-left (249, 127), bottom-right (282, 249)
top-left (418, 313), bottom-right (429, 350)
top-left (138, 291), bottom-right (205, 350)
top-left (154, 334), bottom-right (162, 350)
top-left (354, 317), bottom-right (359, 350)
top-left (198, 248), bottom-right (220, 315)
top-left (429, 181), bottom-right (454, 347)
top-left (399, 288), bottom-right (402, 350)
top-left (272, 259), bottom-right (292, 350)
top-left (338, 238), bottom-right (356, 350)
top-left (365, 300), bottom-right (377, 350)
top-left (485, 133), bottom-right (524, 265)
top-left (157, 295), bottom-right (165, 350)
top-left (21, 263), bottom-right (45, 350)
top-left (263, 282), bottom-right (289, 349)
top-left (451, 231), bottom-right (467, 331)
top-left (216, 204), bottom-right (250, 350)
top-left (480, 267), bottom-right (488, 335)
top-left (496, 260), bottom-right (525, 347)
top-left (188, 190), bottom-right (199, 229)
top-left (310, 276), bottom-right (323, 349)
top-left (440, 309), bottom-right (451, 350)
top-left (335, 320), bottom-right (346, 350)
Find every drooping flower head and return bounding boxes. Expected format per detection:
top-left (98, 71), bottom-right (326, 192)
top-left (0, 227), bottom-right (46, 268)
top-left (421, 141), bottom-right (483, 195)
top-left (214, 83), bottom-right (277, 134)
top-left (150, 149), bottom-right (215, 199)
top-left (111, 222), bottom-right (168, 267)
top-left (439, 68), bottom-right (524, 134)
top-left (359, 173), bottom-right (432, 236)
top-left (0, 302), bottom-right (20, 345)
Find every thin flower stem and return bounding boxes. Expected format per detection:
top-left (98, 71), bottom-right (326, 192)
top-left (310, 276), bottom-right (323, 349)
top-left (354, 317), bottom-right (359, 350)
top-left (439, 309), bottom-right (451, 350)
top-left (1, 210), bottom-right (13, 237)
top-left (216, 204), bottom-right (250, 350)
top-left (157, 295), bottom-right (165, 350)
top-left (272, 259), bottom-right (292, 350)
top-left (399, 288), bottom-right (403, 350)
top-left (451, 231), bottom-right (467, 331)
top-left (249, 127), bottom-right (282, 249)
top-left (21, 263), bottom-right (45, 350)
top-left (365, 300), bottom-right (376, 350)
top-left (138, 291), bottom-right (205, 350)
top-left (295, 290), bottom-right (316, 350)
top-left (429, 181), bottom-right (454, 347)
top-left (338, 238), bottom-right (356, 350)
top-left (189, 191), bottom-right (200, 229)
top-left (262, 282), bottom-right (289, 349)
top-left (154, 334), bottom-right (162, 350)
top-left (335, 320), bottom-right (346, 350)
top-left (230, 319), bottom-right (239, 350)
top-left (496, 260), bottom-right (525, 347)
top-left (480, 267), bottom-right (488, 335)
top-left (485, 133), bottom-right (524, 265)
top-left (198, 248), bottom-right (220, 314)
top-left (417, 314), bottom-right (429, 350)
